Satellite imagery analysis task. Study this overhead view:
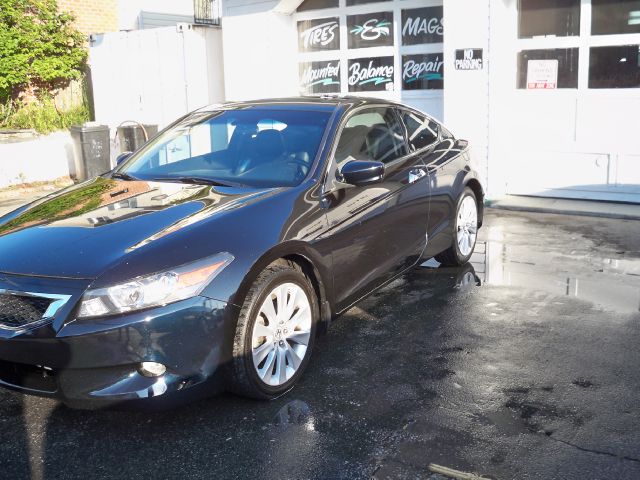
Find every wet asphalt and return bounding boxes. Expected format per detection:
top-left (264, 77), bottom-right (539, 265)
top-left (0, 208), bottom-right (639, 480)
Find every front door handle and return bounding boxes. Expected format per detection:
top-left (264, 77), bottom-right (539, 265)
top-left (408, 168), bottom-right (426, 184)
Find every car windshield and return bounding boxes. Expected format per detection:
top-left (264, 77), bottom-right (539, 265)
top-left (119, 107), bottom-right (333, 188)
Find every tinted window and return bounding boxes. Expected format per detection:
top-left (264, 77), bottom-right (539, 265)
top-left (592, 0), bottom-right (640, 35)
top-left (400, 111), bottom-right (439, 152)
top-left (121, 109), bottom-right (332, 188)
top-left (589, 45), bottom-right (640, 88)
top-left (297, 0), bottom-right (338, 11)
top-left (518, 0), bottom-right (580, 38)
top-left (335, 108), bottom-right (407, 166)
top-left (347, 0), bottom-right (384, 5)
top-left (517, 48), bottom-right (579, 88)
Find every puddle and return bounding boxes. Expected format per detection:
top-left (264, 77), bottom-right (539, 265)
top-left (421, 224), bottom-right (640, 314)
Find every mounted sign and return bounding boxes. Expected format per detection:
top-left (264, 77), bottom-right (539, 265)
top-left (299, 60), bottom-right (341, 94)
top-left (401, 7), bottom-right (443, 46)
top-left (347, 12), bottom-right (393, 49)
top-left (402, 54), bottom-right (444, 90)
top-left (455, 49), bottom-right (483, 70)
top-left (297, 17), bottom-right (340, 52)
top-left (348, 57), bottom-right (394, 92)
top-left (526, 59), bottom-right (558, 89)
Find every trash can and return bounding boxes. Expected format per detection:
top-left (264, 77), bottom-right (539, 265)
top-left (116, 123), bottom-right (158, 153)
top-left (69, 123), bottom-right (111, 181)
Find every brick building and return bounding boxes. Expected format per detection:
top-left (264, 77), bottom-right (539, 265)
top-left (57, 0), bottom-right (119, 35)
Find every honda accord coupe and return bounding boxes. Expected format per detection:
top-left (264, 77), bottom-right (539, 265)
top-left (0, 97), bottom-right (483, 408)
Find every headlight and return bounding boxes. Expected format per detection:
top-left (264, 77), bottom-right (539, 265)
top-left (78, 253), bottom-right (233, 318)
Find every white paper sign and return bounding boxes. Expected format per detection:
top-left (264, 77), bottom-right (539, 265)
top-left (526, 59), bottom-right (558, 89)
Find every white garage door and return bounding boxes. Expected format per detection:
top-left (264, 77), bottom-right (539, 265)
top-left (505, 0), bottom-right (640, 204)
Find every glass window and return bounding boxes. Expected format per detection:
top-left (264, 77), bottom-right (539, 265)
top-left (335, 108), bottom-right (407, 165)
top-left (589, 45), bottom-right (640, 88)
top-left (402, 54), bottom-right (444, 90)
top-left (347, 57), bottom-right (394, 92)
top-left (297, 0), bottom-right (338, 11)
top-left (592, 0), bottom-right (640, 35)
top-left (400, 111), bottom-right (439, 152)
top-left (517, 48), bottom-right (579, 88)
top-left (298, 18), bottom-right (340, 52)
top-left (121, 108), bottom-right (332, 188)
top-left (347, 12), bottom-right (394, 49)
top-left (401, 7), bottom-right (444, 46)
top-left (346, 0), bottom-right (384, 5)
top-left (518, 0), bottom-right (580, 38)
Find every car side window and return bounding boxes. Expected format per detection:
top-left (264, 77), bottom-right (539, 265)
top-left (400, 110), bottom-right (439, 152)
top-left (335, 108), bottom-right (407, 167)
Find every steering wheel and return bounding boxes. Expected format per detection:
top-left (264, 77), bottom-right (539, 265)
top-left (286, 152), bottom-right (310, 178)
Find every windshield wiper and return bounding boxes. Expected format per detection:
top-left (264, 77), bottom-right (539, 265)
top-left (151, 176), bottom-right (240, 187)
top-left (111, 171), bottom-right (138, 181)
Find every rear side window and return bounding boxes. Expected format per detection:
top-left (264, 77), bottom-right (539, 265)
top-left (400, 110), bottom-right (439, 151)
top-left (335, 108), bottom-right (407, 165)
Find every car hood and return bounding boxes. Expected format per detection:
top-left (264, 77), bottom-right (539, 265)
top-left (0, 177), bottom-right (278, 279)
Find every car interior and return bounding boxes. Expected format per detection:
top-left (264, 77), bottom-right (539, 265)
top-left (126, 110), bottom-right (331, 188)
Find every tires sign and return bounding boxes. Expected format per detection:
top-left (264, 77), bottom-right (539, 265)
top-left (297, 17), bottom-right (340, 52)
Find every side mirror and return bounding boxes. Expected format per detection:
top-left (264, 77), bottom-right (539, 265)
top-left (339, 160), bottom-right (385, 186)
top-left (116, 152), bottom-right (132, 166)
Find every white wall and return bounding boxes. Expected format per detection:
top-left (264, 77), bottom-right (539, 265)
top-left (0, 133), bottom-right (74, 188)
top-left (222, 1), bottom-right (299, 101)
top-left (89, 25), bottom-right (225, 130)
top-left (443, 0), bottom-right (490, 191)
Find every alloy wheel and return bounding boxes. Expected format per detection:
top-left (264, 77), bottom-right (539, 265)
top-left (251, 282), bottom-right (312, 386)
top-left (457, 195), bottom-right (478, 257)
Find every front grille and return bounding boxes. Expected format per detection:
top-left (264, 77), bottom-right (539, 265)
top-left (0, 294), bottom-right (53, 327)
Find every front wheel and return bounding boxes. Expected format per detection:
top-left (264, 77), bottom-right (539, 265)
top-left (229, 259), bottom-right (318, 399)
top-left (435, 187), bottom-right (478, 266)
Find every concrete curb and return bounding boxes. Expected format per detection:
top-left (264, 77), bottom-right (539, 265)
top-left (486, 196), bottom-right (640, 221)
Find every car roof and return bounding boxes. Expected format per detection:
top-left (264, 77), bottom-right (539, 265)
top-left (204, 95), bottom-right (406, 113)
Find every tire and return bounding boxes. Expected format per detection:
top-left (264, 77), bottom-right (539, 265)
top-left (435, 187), bottom-right (478, 266)
top-left (229, 259), bottom-right (318, 399)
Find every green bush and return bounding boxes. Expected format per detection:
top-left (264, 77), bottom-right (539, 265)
top-left (0, 0), bottom-right (87, 102)
top-left (0, 95), bottom-right (89, 134)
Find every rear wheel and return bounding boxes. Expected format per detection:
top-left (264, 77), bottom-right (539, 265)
top-left (435, 187), bottom-right (478, 266)
top-left (229, 259), bottom-right (318, 399)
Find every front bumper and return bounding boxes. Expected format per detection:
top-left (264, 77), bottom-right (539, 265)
top-left (0, 273), bottom-right (236, 408)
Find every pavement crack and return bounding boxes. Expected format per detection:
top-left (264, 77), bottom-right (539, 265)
top-left (547, 434), bottom-right (640, 463)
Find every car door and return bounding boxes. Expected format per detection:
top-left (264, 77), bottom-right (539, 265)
top-left (399, 110), bottom-right (462, 258)
top-left (320, 106), bottom-right (430, 312)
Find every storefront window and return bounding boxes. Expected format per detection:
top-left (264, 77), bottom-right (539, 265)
top-left (299, 60), bottom-right (341, 94)
top-left (402, 54), bottom-right (444, 90)
top-left (297, 0), bottom-right (338, 11)
top-left (589, 45), bottom-right (640, 88)
top-left (518, 0), bottom-right (580, 38)
top-left (347, 57), bottom-right (394, 92)
top-left (401, 7), bottom-right (443, 46)
top-left (517, 48), bottom-right (579, 88)
top-left (297, 17), bottom-right (340, 52)
top-left (347, 12), bottom-right (394, 49)
top-left (592, 0), bottom-right (640, 35)
top-left (346, 0), bottom-right (385, 5)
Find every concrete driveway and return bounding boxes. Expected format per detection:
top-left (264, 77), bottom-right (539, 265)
top-left (0, 209), bottom-right (638, 479)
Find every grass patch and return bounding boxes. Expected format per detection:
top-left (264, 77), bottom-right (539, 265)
top-left (0, 96), bottom-right (90, 135)
top-left (0, 177), bottom-right (115, 234)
